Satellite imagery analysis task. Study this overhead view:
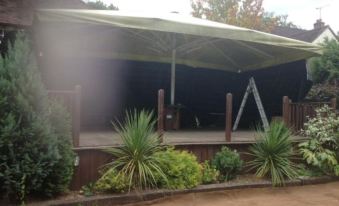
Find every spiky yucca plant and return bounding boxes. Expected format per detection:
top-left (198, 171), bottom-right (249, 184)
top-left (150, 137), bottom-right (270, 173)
top-left (103, 110), bottom-right (166, 190)
top-left (248, 121), bottom-right (298, 186)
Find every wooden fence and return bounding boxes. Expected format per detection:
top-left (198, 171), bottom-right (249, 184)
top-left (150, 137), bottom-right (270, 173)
top-left (282, 96), bottom-right (336, 132)
top-left (48, 85), bottom-right (81, 147)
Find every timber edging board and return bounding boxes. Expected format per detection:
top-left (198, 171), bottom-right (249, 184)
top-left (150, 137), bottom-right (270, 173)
top-left (43, 176), bottom-right (339, 206)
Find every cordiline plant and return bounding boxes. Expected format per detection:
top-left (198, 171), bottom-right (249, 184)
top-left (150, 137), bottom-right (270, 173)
top-left (248, 121), bottom-right (298, 186)
top-left (103, 110), bottom-right (167, 190)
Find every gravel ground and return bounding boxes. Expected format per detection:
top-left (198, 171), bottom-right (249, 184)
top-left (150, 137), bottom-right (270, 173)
top-left (133, 181), bottom-right (339, 206)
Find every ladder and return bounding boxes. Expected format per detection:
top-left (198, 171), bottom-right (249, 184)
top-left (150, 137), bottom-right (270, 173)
top-left (233, 77), bottom-right (269, 131)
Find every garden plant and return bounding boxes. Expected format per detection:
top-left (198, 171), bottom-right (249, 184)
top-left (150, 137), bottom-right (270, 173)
top-left (299, 105), bottom-right (339, 176)
top-left (0, 32), bottom-right (74, 202)
top-left (212, 146), bottom-right (243, 181)
top-left (248, 121), bottom-right (298, 186)
top-left (102, 110), bottom-right (167, 190)
top-left (154, 147), bottom-right (203, 189)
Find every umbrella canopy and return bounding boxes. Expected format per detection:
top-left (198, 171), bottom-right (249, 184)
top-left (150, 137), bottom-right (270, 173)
top-left (35, 9), bottom-right (322, 104)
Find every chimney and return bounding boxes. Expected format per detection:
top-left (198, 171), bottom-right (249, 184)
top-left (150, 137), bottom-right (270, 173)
top-left (314, 19), bottom-right (325, 29)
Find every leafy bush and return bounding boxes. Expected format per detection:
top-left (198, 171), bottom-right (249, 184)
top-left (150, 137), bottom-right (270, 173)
top-left (212, 147), bottom-right (243, 181)
top-left (248, 121), bottom-right (298, 186)
top-left (299, 105), bottom-right (339, 175)
top-left (95, 168), bottom-right (129, 193)
top-left (155, 148), bottom-right (202, 189)
top-left (201, 161), bottom-right (219, 184)
top-left (0, 32), bottom-right (74, 201)
top-left (103, 110), bottom-right (166, 190)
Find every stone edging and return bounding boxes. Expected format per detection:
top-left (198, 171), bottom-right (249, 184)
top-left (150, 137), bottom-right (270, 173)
top-left (34, 176), bottom-right (339, 206)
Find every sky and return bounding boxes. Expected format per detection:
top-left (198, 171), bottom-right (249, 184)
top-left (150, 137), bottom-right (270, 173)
top-left (89, 0), bottom-right (339, 32)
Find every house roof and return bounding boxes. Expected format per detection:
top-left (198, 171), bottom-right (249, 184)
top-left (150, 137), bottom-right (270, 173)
top-left (0, 0), bottom-right (87, 27)
top-left (272, 25), bottom-right (337, 43)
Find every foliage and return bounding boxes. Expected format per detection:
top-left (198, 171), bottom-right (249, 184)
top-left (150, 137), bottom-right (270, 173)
top-left (296, 164), bottom-right (323, 177)
top-left (310, 38), bottom-right (339, 85)
top-left (80, 183), bottom-right (96, 197)
top-left (201, 161), bottom-right (219, 184)
top-left (299, 105), bottom-right (339, 175)
top-left (94, 168), bottom-right (129, 193)
top-left (103, 110), bottom-right (166, 190)
top-left (306, 83), bottom-right (338, 105)
top-left (212, 146), bottom-right (243, 181)
top-left (0, 32), bottom-right (74, 201)
top-left (85, 0), bottom-right (118, 10)
top-left (38, 100), bottom-right (75, 195)
top-left (248, 121), bottom-right (298, 186)
top-left (155, 148), bottom-right (202, 189)
top-left (191, 0), bottom-right (296, 32)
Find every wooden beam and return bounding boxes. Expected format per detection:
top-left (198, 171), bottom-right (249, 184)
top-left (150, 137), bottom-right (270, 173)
top-left (157, 89), bottom-right (165, 142)
top-left (225, 93), bottom-right (232, 142)
top-left (330, 98), bottom-right (337, 111)
top-left (282, 96), bottom-right (290, 127)
top-left (73, 85), bottom-right (81, 147)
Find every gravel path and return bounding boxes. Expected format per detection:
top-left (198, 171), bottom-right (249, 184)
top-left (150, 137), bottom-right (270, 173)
top-left (135, 182), bottom-right (339, 206)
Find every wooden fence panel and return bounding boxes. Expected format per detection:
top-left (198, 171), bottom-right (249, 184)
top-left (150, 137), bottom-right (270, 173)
top-left (282, 97), bottom-right (336, 133)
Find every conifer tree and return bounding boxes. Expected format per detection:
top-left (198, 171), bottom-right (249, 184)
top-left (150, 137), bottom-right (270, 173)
top-left (0, 32), bottom-right (74, 201)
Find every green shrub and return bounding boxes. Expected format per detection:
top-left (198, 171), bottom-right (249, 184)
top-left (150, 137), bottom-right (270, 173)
top-left (0, 32), bottom-right (74, 201)
top-left (299, 105), bottom-right (339, 175)
top-left (155, 148), bottom-right (202, 189)
top-left (248, 121), bottom-right (298, 186)
top-left (80, 183), bottom-right (96, 197)
top-left (201, 161), bottom-right (219, 184)
top-left (212, 147), bottom-right (243, 181)
top-left (296, 164), bottom-right (323, 177)
top-left (103, 110), bottom-right (166, 190)
top-left (95, 168), bottom-right (129, 193)
top-left (38, 100), bottom-right (75, 195)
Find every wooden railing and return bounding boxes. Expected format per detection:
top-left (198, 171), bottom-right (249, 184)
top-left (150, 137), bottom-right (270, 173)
top-left (48, 85), bottom-right (81, 147)
top-left (225, 93), bottom-right (232, 142)
top-left (282, 96), bottom-right (336, 132)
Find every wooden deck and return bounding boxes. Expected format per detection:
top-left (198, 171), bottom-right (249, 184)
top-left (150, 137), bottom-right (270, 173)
top-left (79, 129), bottom-right (307, 147)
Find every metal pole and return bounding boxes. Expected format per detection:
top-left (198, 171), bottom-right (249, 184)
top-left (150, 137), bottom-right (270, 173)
top-left (170, 49), bottom-right (176, 105)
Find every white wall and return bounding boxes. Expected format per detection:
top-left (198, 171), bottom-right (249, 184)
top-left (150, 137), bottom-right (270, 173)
top-left (312, 28), bottom-right (337, 44)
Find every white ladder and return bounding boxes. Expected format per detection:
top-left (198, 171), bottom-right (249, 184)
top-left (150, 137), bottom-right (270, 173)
top-left (233, 77), bottom-right (269, 131)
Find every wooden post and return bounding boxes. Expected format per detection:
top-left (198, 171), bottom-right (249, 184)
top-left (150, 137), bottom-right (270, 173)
top-left (157, 89), bottom-right (165, 142)
top-left (282, 96), bottom-right (290, 127)
top-left (330, 98), bottom-right (337, 111)
top-left (225, 93), bottom-right (232, 142)
top-left (73, 85), bottom-right (81, 147)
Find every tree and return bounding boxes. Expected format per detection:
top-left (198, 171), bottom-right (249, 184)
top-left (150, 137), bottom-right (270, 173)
top-left (191, 0), bottom-right (296, 32)
top-left (310, 38), bottom-right (339, 85)
top-left (85, 0), bottom-right (118, 10)
top-left (307, 38), bottom-right (339, 105)
top-left (0, 32), bottom-right (74, 202)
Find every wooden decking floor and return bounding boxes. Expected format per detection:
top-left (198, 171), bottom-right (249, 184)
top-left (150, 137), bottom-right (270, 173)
top-left (79, 129), bottom-right (307, 147)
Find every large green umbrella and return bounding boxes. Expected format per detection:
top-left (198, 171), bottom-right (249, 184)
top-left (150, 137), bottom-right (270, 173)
top-left (35, 9), bottom-right (321, 105)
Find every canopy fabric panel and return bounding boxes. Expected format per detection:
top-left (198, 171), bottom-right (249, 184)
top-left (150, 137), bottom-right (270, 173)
top-left (35, 9), bottom-right (322, 72)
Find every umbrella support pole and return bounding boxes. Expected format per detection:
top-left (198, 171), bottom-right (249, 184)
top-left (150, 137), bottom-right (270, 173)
top-left (170, 49), bottom-right (176, 105)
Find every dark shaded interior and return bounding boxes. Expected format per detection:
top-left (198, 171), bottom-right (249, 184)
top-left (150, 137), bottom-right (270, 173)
top-left (39, 56), bottom-right (311, 130)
